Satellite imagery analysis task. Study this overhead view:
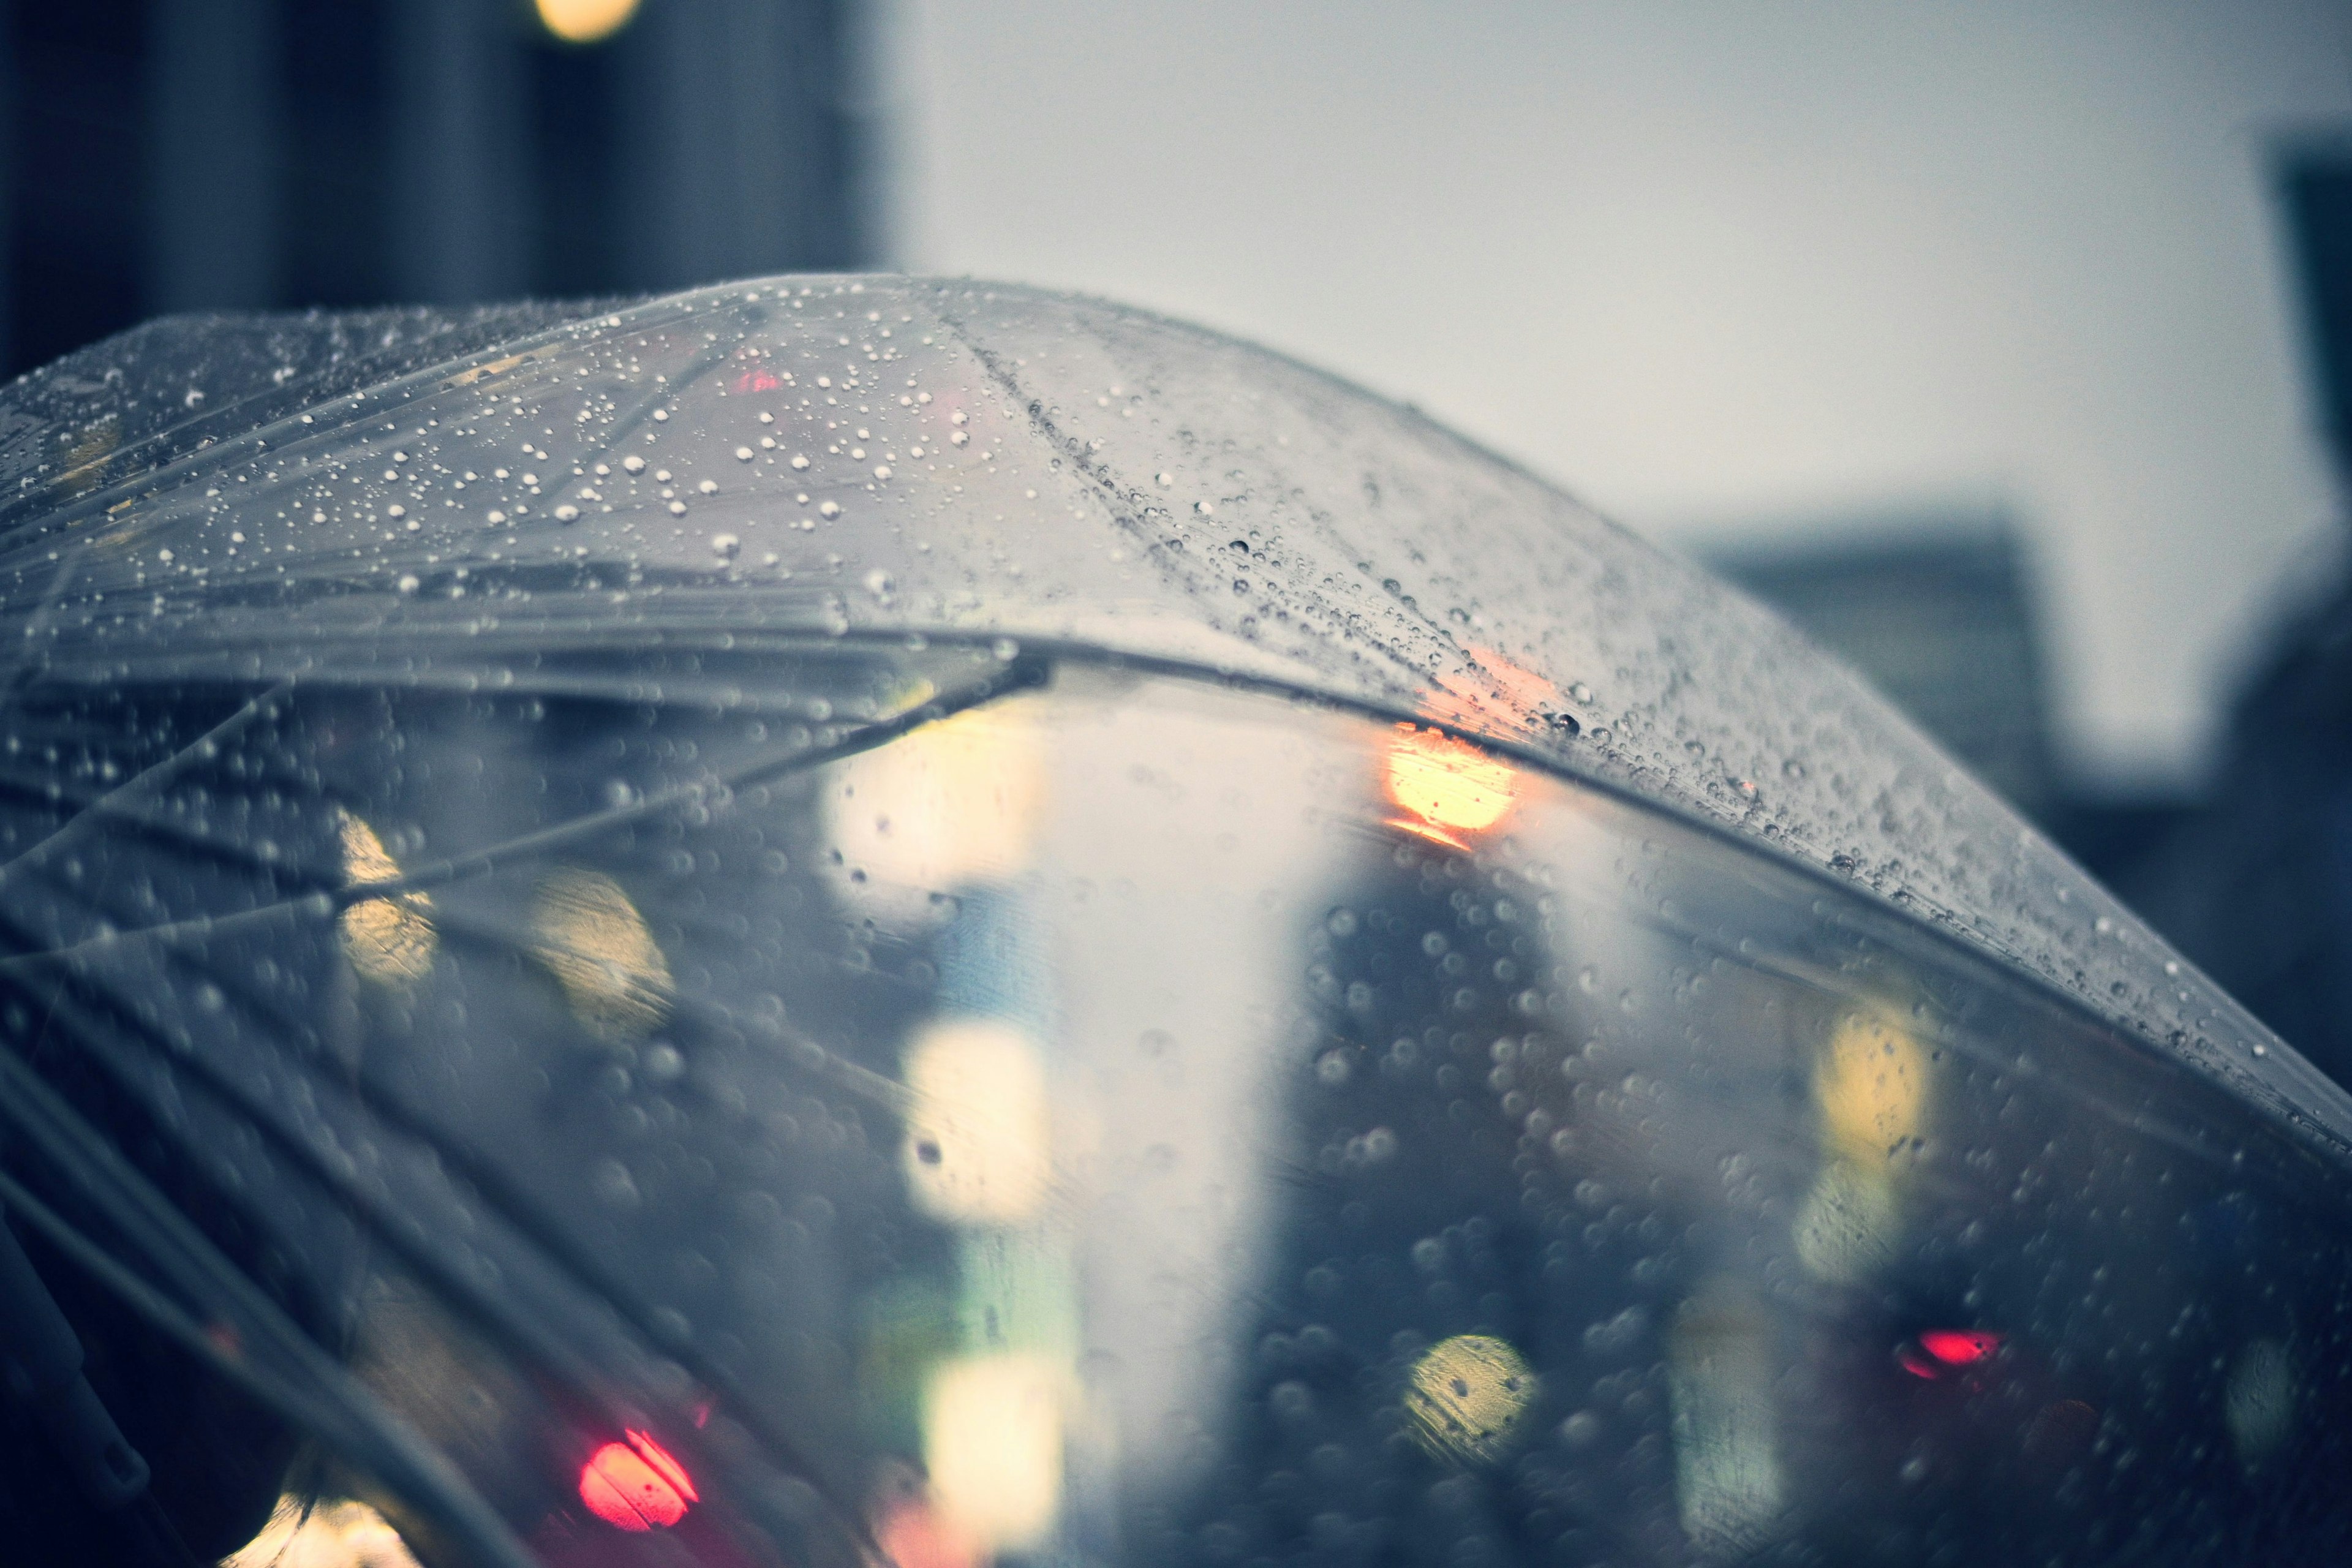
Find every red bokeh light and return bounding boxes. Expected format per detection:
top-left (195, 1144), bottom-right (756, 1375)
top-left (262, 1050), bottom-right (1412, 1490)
top-left (1919, 1329), bottom-right (2002, 1365)
top-left (579, 1431), bottom-right (699, 1531)
top-left (1898, 1329), bottom-right (2005, 1379)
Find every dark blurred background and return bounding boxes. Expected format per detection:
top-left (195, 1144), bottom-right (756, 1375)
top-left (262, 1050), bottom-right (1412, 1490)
top-left (0, 0), bottom-right (870, 378)
top-left (3, 1), bottom-right (2352, 1079)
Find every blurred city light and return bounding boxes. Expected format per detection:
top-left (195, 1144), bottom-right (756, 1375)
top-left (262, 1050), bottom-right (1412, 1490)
top-left (578, 1430), bottom-right (699, 1532)
top-left (1382, 724), bottom-right (1518, 847)
top-left (224, 1496), bottom-right (422, 1567)
top-left (903, 1019), bottom-right (1054, 1225)
top-left (535, 0), bottom-right (641, 45)
top-left (337, 809), bottom-right (438, 988)
top-left (1794, 1009), bottom-right (1930, 1284)
top-left (1668, 1287), bottom-right (1784, 1556)
top-left (922, 1351), bottom-right (1066, 1551)
top-left (829, 703), bottom-right (1050, 902)
top-left (1404, 1334), bottom-right (1540, 1467)
top-left (529, 868), bottom-right (676, 1044)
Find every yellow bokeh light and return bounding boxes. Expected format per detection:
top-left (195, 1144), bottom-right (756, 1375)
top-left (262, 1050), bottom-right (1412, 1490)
top-left (337, 811), bottom-right (437, 987)
top-left (1404, 1333), bottom-right (1538, 1466)
top-left (529, 868), bottom-right (673, 1043)
top-left (1382, 724), bottom-right (1517, 846)
top-left (535, 0), bottom-right (640, 45)
top-left (1815, 1009), bottom-right (1927, 1163)
top-left (923, 1352), bottom-right (1066, 1551)
top-left (830, 703), bottom-right (1049, 898)
top-left (1796, 1008), bottom-right (1930, 1283)
top-left (224, 1495), bottom-right (421, 1568)
top-left (903, 1019), bottom-right (1053, 1226)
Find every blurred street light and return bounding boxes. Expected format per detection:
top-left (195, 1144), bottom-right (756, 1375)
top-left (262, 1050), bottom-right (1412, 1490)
top-left (536, 0), bottom-right (641, 45)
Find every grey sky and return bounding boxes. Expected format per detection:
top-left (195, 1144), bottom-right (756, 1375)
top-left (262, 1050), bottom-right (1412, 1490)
top-left (878, 0), bottom-right (2352, 787)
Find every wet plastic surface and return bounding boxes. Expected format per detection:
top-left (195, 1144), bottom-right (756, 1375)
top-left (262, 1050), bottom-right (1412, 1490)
top-left (0, 278), bottom-right (2328, 1154)
top-left (0, 279), bottom-right (2345, 1567)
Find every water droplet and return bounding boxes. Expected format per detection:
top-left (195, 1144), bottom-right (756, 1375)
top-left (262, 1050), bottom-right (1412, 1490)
top-left (697, 479), bottom-right (717, 495)
top-left (710, 533), bottom-right (741, 559)
top-left (623, 454), bottom-right (646, 474)
top-left (1156, 471), bottom-right (1174, 487)
top-left (487, 510), bottom-right (508, 524)
top-left (818, 500), bottom-right (841, 519)
top-left (734, 446), bottom-right (755, 461)
top-left (652, 409), bottom-right (669, 422)
top-left (554, 504), bottom-right (580, 522)
top-left (591, 1158), bottom-right (643, 1211)
top-left (791, 454), bottom-right (811, 469)
top-left (1195, 499), bottom-right (1215, 515)
top-left (1567, 682), bottom-right (1593, 704)
top-left (668, 500), bottom-right (688, 516)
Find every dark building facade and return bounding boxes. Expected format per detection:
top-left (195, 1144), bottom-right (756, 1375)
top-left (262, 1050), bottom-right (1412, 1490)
top-left (2106, 143), bottom-right (2352, 1085)
top-left (0, 0), bottom-right (873, 379)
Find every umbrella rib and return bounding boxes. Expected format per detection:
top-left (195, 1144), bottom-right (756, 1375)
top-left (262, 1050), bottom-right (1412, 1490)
top-left (0, 1028), bottom-right (541, 1568)
top-left (0, 656), bottom-right (1043, 973)
top-left (0, 681), bottom-right (294, 883)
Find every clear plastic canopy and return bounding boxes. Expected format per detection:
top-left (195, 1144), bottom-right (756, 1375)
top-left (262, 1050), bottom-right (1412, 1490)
top-left (0, 278), bottom-right (2324, 1145)
top-left (0, 278), bottom-right (2345, 1568)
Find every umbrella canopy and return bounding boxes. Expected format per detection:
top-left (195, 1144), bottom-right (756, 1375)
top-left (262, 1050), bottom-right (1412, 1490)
top-left (0, 278), bottom-right (2316, 1142)
top-left (0, 278), bottom-right (2342, 1568)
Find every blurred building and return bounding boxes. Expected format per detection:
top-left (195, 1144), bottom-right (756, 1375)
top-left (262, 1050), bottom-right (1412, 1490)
top-left (1717, 144), bottom-right (2352, 1087)
top-left (2108, 143), bottom-right (2352, 1087)
top-left (1707, 516), bottom-right (2061, 823)
top-left (0, 0), bottom-right (873, 379)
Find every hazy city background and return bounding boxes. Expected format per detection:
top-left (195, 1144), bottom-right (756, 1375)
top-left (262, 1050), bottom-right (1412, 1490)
top-left (4, 0), bottom-right (2351, 1069)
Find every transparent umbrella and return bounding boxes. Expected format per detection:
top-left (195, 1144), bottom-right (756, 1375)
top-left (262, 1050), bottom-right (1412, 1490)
top-left (0, 278), bottom-right (2343, 1568)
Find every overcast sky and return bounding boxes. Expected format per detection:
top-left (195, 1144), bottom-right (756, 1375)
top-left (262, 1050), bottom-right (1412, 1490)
top-left (876, 0), bottom-right (2352, 789)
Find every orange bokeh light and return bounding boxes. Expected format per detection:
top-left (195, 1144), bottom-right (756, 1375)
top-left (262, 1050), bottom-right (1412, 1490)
top-left (877, 1495), bottom-right (984, 1568)
top-left (579, 1431), bottom-right (698, 1532)
top-left (1382, 723), bottom-right (1518, 846)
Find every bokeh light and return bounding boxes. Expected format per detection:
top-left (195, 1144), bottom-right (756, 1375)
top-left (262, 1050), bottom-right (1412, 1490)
top-left (1404, 1333), bottom-right (1538, 1466)
top-left (1382, 724), bottom-right (1518, 846)
top-left (337, 810), bottom-right (437, 987)
top-left (535, 0), bottom-right (640, 45)
top-left (579, 1431), bottom-right (697, 1532)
